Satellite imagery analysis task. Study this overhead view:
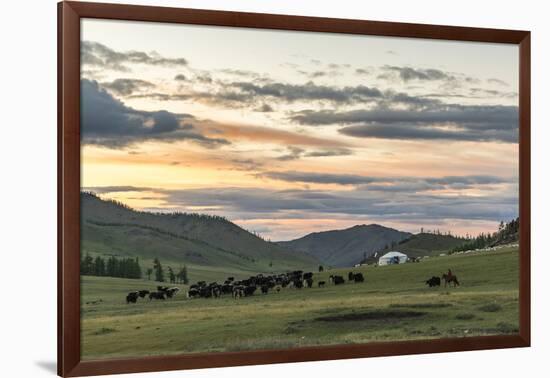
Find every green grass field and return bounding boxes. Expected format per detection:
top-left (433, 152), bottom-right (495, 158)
top-left (81, 246), bottom-right (519, 360)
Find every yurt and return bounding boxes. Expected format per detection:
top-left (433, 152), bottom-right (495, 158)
top-left (378, 251), bottom-right (408, 266)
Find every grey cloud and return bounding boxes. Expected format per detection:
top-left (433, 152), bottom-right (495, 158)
top-left (487, 78), bottom-right (509, 86)
top-left (84, 176), bottom-right (517, 224)
top-left (255, 104), bottom-right (274, 113)
top-left (339, 123), bottom-right (517, 143)
top-left (297, 70), bottom-right (328, 78)
top-left (469, 88), bottom-right (517, 98)
top-left (304, 148), bottom-right (354, 158)
top-left (136, 186), bottom-right (517, 224)
top-left (276, 147), bottom-right (305, 161)
top-left (227, 81), bottom-right (383, 104)
top-left (83, 185), bottom-right (152, 194)
top-left (275, 147), bottom-right (353, 161)
top-left (381, 65), bottom-right (454, 82)
top-left (262, 171), bottom-right (380, 185)
top-left (81, 79), bottom-right (229, 148)
top-left (219, 69), bottom-right (259, 78)
top-left (229, 158), bottom-right (264, 171)
top-left (195, 74), bottom-right (213, 84)
top-left (262, 171), bottom-right (512, 189)
top-left (174, 74), bottom-right (187, 81)
top-left (101, 78), bottom-right (155, 96)
top-left (82, 41), bottom-right (188, 72)
top-left (328, 63), bottom-right (351, 69)
top-left (291, 104), bottom-right (518, 143)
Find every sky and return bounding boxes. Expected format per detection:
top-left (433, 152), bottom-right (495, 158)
top-left (80, 18), bottom-right (519, 241)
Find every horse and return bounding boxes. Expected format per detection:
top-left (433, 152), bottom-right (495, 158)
top-left (441, 273), bottom-right (460, 287)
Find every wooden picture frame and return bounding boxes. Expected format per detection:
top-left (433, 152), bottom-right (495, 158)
top-left (58, 1), bottom-right (531, 376)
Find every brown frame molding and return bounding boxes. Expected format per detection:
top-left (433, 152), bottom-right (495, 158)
top-left (58, 1), bottom-right (531, 376)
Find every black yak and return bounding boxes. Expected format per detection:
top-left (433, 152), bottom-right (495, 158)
top-left (425, 276), bottom-right (441, 287)
top-left (126, 291), bottom-right (139, 304)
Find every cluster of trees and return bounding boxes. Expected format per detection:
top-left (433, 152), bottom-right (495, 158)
top-left (80, 253), bottom-right (142, 279)
top-left (418, 228), bottom-right (457, 237)
top-left (80, 253), bottom-right (189, 284)
top-left (145, 258), bottom-right (188, 284)
top-left (452, 218), bottom-right (520, 253)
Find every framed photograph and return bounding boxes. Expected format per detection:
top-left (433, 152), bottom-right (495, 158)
top-left (58, 1), bottom-right (530, 376)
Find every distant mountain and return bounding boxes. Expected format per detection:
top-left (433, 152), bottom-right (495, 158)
top-left (81, 192), bottom-right (318, 274)
top-left (277, 224), bottom-right (411, 267)
top-left (362, 233), bottom-right (468, 264)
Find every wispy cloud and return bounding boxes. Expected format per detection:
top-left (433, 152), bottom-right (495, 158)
top-left (101, 78), bottom-right (155, 96)
top-left (291, 104), bottom-right (518, 143)
top-left (82, 41), bottom-right (188, 72)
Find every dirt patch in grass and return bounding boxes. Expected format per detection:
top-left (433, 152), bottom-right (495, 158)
top-left (477, 303), bottom-right (502, 312)
top-left (455, 313), bottom-right (476, 320)
top-left (389, 303), bottom-right (452, 309)
top-left (92, 327), bottom-right (116, 335)
top-left (315, 309), bottom-right (426, 322)
top-left (283, 326), bottom-right (301, 334)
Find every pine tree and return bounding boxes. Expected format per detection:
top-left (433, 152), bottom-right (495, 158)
top-left (168, 266), bottom-right (175, 284)
top-left (153, 258), bottom-right (165, 282)
top-left (182, 265), bottom-right (188, 284)
top-left (94, 256), bottom-right (105, 276)
top-left (177, 265), bottom-right (189, 284)
top-left (81, 253), bottom-right (94, 275)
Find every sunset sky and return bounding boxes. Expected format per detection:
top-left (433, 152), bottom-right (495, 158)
top-left (80, 18), bottom-right (519, 241)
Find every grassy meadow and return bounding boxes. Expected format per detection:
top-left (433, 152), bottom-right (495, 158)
top-left (81, 246), bottom-right (519, 360)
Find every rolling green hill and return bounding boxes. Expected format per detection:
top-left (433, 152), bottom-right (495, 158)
top-left (277, 224), bottom-right (411, 268)
top-left (81, 192), bottom-right (318, 279)
top-left (363, 233), bottom-right (468, 264)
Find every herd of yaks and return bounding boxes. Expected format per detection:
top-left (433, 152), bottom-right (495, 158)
top-left (125, 270), bottom-right (365, 303)
top-left (126, 286), bottom-right (180, 303)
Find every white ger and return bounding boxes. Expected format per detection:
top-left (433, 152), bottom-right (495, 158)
top-left (378, 251), bottom-right (409, 266)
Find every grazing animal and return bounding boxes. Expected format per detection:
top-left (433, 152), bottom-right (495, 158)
top-left (425, 276), bottom-right (441, 287)
top-left (187, 288), bottom-right (200, 298)
top-left (221, 284), bottom-right (233, 295)
top-left (353, 273), bottom-right (365, 283)
top-left (244, 285), bottom-right (257, 297)
top-left (126, 291), bottom-right (139, 304)
top-left (157, 286), bottom-right (169, 292)
top-left (330, 275), bottom-right (345, 285)
top-left (348, 272), bottom-right (354, 281)
top-left (138, 290), bottom-right (150, 298)
top-left (275, 285), bottom-right (281, 293)
top-left (149, 291), bottom-right (166, 300)
top-left (212, 286), bottom-right (221, 298)
top-left (232, 285), bottom-right (245, 299)
top-left (303, 272), bottom-right (313, 280)
top-left (199, 286), bottom-right (212, 298)
top-left (165, 287), bottom-right (180, 298)
top-left (261, 285), bottom-right (269, 294)
top-left (318, 281), bottom-right (326, 288)
top-left (304, 278), bottom-right (314, 288)
top-left (442, 273), bottom-right (460, 287)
